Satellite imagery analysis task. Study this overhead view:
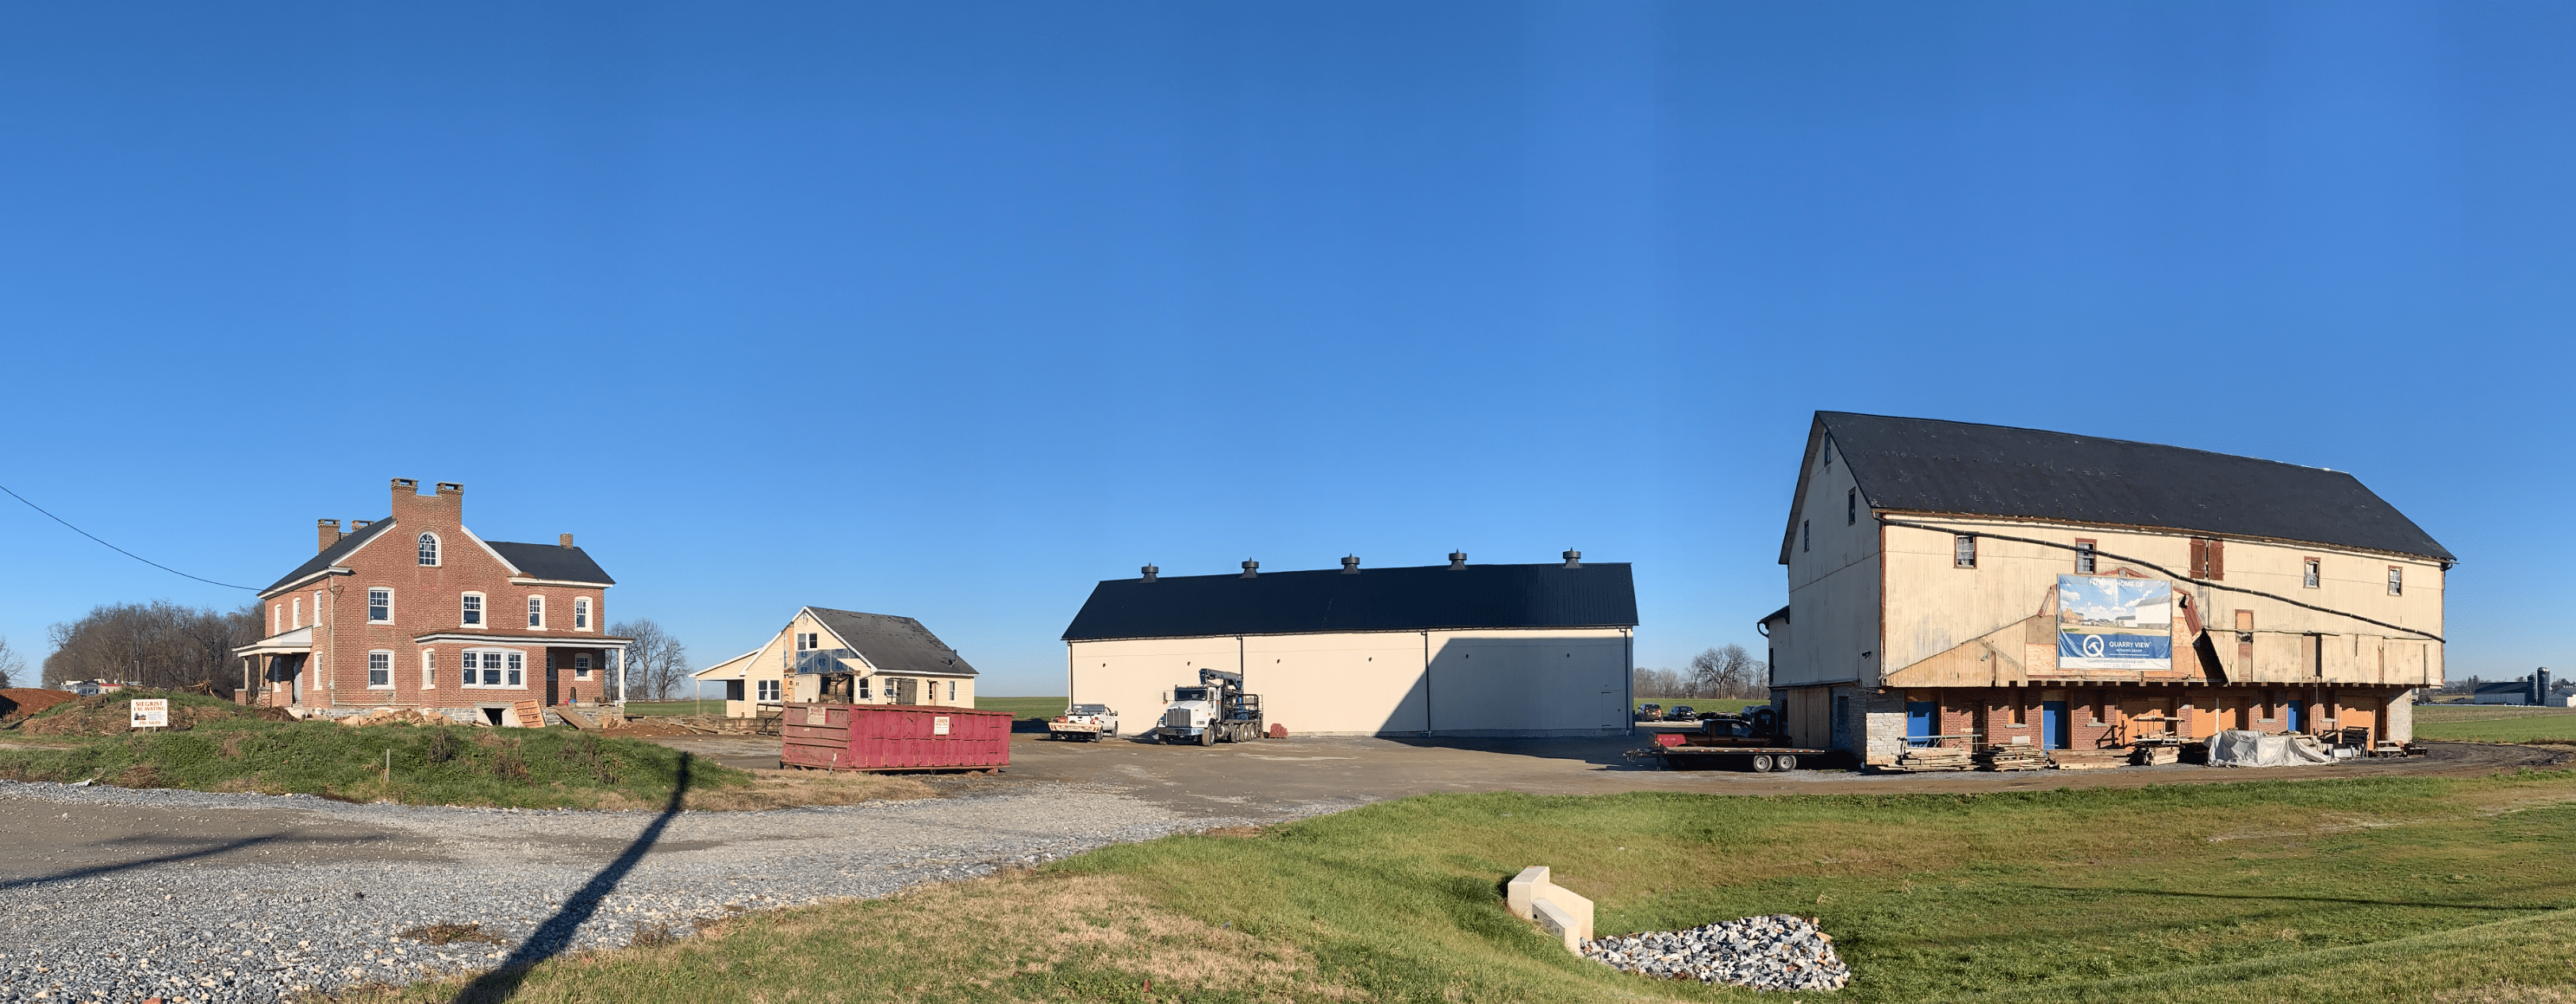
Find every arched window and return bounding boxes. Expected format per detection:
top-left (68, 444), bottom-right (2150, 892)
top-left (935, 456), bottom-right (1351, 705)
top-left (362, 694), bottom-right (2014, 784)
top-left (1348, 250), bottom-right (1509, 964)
top-left (418, 533), bottom-right (440, 566)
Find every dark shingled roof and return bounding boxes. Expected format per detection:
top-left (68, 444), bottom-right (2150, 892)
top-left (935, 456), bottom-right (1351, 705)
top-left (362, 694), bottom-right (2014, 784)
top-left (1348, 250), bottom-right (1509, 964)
top-left (1791, 412), bottom-right (2454, 562)
top-left (260, 518), bottom-right (616, 594)
top-left (262, 517), bottom-right (397, 594)
top-left (809, 607), bottom-right (978, 676)
top-left (488, 541), bottom-right (615, 584)
top-left (1061, 562), bottom-right (1639, 642)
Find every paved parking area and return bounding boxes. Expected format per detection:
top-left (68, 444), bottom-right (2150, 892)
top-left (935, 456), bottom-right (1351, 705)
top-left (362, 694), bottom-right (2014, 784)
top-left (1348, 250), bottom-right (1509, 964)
top-left (639, 730), bottom-right (2567, 819)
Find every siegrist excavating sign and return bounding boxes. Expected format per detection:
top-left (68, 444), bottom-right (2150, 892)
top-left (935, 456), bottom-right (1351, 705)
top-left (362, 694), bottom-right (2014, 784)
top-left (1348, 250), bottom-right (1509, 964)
top-left (129, 698), bottom-right (168, 729)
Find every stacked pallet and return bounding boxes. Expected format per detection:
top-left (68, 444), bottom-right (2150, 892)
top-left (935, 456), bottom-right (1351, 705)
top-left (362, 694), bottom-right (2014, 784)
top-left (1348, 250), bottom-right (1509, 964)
top-left (2049, 747), bottom-right (2131, 771)
top-left (1976, 745), bottom-right (2051, 771)
top-left (2136, 745), bottom-right (2182, 765)
top-left (1887, 746), bottom-right (1974, 772)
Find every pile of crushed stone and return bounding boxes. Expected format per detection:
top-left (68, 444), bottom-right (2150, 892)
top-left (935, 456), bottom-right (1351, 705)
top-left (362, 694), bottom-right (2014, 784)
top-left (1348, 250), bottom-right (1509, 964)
top-left (1580, 914), bottom-right (1851, 991)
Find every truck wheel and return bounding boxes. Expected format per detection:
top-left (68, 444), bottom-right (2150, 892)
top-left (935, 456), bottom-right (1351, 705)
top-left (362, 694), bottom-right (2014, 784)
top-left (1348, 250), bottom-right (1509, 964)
top-left (1776, 754), bottom-right (1797, 771)
top-left (1198, 726), bottom-right (1215, 747)
top-left (1750, 754), bottom-right (1774, 772)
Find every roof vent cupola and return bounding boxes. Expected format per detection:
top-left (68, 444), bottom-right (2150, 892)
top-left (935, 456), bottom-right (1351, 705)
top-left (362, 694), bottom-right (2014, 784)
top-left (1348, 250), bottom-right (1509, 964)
top-left (1449, 550), bottom-right (1468, 570)
top-left (1562, 549), bottom-right (1582, 569)
top-left (1341, 555), bottom-right (1361, 574)
top-left (1141, 564), bottom-right (1158, 582)
top-left (1240, 560), bottom-right (1259, 579)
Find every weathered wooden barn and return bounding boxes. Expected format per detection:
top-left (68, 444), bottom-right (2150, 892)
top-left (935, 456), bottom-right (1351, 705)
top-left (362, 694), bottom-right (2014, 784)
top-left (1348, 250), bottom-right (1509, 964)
top-left (1764, 412), bottom-right (2451, 765)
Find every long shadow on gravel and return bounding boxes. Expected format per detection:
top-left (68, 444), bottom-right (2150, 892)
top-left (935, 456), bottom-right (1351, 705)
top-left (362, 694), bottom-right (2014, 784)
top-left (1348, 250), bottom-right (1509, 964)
top-left (0, 834), bottom-right (287, 890)
top-left (452, 753), bottom-right (692, 1004)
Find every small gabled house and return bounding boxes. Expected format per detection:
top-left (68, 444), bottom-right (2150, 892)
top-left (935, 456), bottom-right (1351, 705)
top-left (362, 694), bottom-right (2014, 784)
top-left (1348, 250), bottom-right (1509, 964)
top-left (1767, 412), bottom-right (2451, 764)
top-left (693, 607), bottom-right (980, 718)
top-left (232, 479), bottom-right (628, 724)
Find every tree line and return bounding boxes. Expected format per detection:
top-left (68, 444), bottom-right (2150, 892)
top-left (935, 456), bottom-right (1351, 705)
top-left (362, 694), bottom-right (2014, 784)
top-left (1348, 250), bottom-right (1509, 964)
top-left (1632, 643), bottom-right (1768, 700)
top-left (26, 598), bottom-right (700, 700)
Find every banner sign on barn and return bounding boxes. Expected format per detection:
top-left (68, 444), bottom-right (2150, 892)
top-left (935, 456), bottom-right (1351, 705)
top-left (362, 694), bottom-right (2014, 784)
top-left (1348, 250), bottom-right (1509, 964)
top-left (2056, 575), bottom-right (2175, 670)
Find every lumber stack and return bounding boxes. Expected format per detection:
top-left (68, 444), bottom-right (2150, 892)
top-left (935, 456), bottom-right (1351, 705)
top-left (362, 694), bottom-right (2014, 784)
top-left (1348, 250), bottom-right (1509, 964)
top-left (2136, 745), bottom-right (2181, 765)
top-left (1887, 746), bottom-right (1974, 772)
top-left (1976, 745), bottom-right (2051, 771)
top-left (2049, 748), bottom-right (2130, 771)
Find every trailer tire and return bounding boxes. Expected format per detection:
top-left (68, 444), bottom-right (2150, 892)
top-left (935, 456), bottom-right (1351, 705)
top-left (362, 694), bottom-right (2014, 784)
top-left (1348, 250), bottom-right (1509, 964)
top-left (1750, 754), bottom-right (1774, 772)
top-left (1776, 754), bottom-right (1797, 771)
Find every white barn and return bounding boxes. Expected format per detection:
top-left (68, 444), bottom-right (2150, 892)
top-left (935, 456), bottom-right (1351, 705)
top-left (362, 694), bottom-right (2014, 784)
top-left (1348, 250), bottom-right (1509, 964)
top-left (1061, 552), bottom-right (1638, 738)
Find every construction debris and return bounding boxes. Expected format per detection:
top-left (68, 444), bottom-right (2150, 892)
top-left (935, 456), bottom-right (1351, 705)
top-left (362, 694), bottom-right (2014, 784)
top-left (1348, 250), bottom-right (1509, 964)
top-left (337, 707), bottom-right (453, 727)
top-left (1975, 745), bottom-right (2051, 771)
top-left (2048, 748), bottom-right (2130, 770)
top-left (2136, 745), bottom-right (2182, 765)
top-left (1885, 746), bottom-right (1973, 772)
top-left (1581, 914), bottom-right (1852, 991)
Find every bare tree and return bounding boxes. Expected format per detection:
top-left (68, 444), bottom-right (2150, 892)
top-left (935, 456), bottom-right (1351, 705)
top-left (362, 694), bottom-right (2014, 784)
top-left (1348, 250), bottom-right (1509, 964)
top-left (611, 619), bottom-right (690, 701)
top-left (1689, 645), bottom-right (1768, 700)
top-left (0, 634), bottom-right (22, 689)
top-left (1630, 666), bottom-right (1688, 699)
top-left (40, 600), bottom-right (263, 695)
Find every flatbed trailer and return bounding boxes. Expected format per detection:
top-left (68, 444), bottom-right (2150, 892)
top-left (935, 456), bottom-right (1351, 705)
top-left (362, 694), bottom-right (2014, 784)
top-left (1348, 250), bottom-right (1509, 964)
top-left (1645, 740), bottom-right (1841, 772)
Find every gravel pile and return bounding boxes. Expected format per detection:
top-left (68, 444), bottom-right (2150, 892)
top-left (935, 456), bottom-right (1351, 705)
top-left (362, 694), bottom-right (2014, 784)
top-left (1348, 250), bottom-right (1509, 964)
top-left (1580, 914), bottom-right (1851, 991)
top-left (0, 780), bottom-right (1346, 1004)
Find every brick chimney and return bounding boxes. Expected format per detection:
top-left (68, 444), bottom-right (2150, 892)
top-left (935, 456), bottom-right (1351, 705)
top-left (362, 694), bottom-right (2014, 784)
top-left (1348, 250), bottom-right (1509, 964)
top-left (559, 534), bottom-right (574, 548)
top-left (317, 519), bottom-right (342, 554)
top-left (390, 478), bottom-right (462, 527)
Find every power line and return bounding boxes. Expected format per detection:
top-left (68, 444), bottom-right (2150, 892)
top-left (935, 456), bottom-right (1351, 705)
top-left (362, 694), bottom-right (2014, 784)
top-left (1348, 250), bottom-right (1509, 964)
top-left (0, 481), bottom-right (257, 592)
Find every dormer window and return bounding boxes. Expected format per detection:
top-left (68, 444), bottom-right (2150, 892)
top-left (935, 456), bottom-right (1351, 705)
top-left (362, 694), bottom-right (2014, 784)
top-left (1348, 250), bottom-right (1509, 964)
top-left (418, 533), bottom-right (440, 566)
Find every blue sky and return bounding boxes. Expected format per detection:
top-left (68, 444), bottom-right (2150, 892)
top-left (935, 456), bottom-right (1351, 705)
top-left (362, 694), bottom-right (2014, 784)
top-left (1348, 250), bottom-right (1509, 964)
top-left (2, 2), bottom-right (2568, 695)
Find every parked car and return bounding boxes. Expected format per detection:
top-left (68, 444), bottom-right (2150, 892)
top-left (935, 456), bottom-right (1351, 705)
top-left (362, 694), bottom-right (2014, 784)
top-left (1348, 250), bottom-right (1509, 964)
top-left (1667, 705), bottom-right (1699, 722)
top-left (1636, 703), bottom-right (1664, 722)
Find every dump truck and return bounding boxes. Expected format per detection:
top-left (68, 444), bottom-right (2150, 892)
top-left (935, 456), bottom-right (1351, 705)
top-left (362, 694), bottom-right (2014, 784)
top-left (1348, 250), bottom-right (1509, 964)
top-left (1151, 668), bottom-right (1265, 745)
top-left (1637, 710), bottom-right (1839, 772)
top-left (1046, 703), bottom-right (1119, 742)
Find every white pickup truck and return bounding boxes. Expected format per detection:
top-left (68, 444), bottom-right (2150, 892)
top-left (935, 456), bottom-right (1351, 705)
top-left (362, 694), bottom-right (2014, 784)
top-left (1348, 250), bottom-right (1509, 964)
top-left (1046, 703), bottom-right (1119, 742)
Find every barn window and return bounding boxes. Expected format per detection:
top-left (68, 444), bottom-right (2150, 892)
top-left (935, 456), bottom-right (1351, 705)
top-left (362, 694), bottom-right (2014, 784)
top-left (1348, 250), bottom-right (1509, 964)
top-left (2387, 566), bottom-right (2403, 596)
top-left (1846, 489), bottom-right (1856, 526)
top-left (1802, 520), bottom-right (1810, 553)
top-left (2304, 559), bottom-right (2321, 588)
top-left (2075, 541), bottom-right (2095, 573)
top-left (1953, 535), bottom-right (1976, 569)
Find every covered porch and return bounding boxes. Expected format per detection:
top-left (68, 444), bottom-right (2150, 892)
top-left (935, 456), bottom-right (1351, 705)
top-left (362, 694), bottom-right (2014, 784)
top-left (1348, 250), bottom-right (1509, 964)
top-left (231, 627), bottom-right (313, 707)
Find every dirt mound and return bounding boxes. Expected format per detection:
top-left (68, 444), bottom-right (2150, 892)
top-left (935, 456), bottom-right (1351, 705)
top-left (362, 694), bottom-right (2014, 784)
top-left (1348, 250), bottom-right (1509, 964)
top-left (17, 695), bottom-right (243, 735)
top-left (339, 707), bottom-right (453, 727)
top-left (0, 688), bottom-right (80, 722)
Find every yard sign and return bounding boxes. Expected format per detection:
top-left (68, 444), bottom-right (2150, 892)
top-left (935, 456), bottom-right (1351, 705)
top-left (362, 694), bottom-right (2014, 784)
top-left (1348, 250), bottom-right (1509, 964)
top-left (129, 699), bottom-right (169, 729)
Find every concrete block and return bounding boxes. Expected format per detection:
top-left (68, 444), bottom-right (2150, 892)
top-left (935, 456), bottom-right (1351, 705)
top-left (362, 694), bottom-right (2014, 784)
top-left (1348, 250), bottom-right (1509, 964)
top-left (1506, 865), bottom-right (1549, 919)
top-left (1533, 897), bottom-right (1584, 953)
top-left (1539, 887), bottom-right (1594, 941)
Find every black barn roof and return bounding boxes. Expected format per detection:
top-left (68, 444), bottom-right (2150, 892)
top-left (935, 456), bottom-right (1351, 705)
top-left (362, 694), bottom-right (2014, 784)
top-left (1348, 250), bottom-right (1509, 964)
top-left (1787, 412), bottom-right (2453, 563)
top-left (1061, 561), bottom-right (1638, 642)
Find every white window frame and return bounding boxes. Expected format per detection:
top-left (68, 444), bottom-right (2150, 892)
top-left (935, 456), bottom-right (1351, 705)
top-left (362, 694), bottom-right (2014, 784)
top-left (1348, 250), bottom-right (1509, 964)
top-left (461, 592), bottom-right (486, 627)
top-left (1954, 535), bottom-right (1977, 569)
top-left (948, 680), bottom-right (958, 701)
top-left (2303, 558), bottom-right (2321, 589)
top-left (526, 595), bottom-right (546, 630)
top-left (418, 532), bottom-right (441, 566)
top-left (858, 676), bottom-right (873, 700)
top-left (2387, 566), bottom-right (2404, 596)
top-left (422, 650), bottom-right (437, 689)
top-left (367, 650), bottom-right (394, 689)
top-left (459, 647), bottom-right (528, 689)
top-left (757, 679), bottom-right (781, 703)
top-left (797, 632), bottom-right (819, 651)
top-left (271, 603), bottom-right (281, 634)
top-left (368, 588), bottom-right (394, 624)
top-left (316, 591), bottom-right (327, 627)
top-left (292, 597), bottom-right (302, 629)
top-left (574, 597), bottom-right (592, 631)
top-left (574, 653), bottom-right (593, 680)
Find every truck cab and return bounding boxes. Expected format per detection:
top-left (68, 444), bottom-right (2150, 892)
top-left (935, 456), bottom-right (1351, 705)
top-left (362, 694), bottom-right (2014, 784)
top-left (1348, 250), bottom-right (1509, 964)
top-left (1154, 670), bottom-right (1265, 745)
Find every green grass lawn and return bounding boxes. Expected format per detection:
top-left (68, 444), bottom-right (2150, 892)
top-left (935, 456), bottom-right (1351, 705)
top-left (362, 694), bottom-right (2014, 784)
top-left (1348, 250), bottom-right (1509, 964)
top-left (977, 695), bottom-right (1070, 725)
top-left (2414, 703), bottom-right (2576, 743)
top-left (358, 769), bottom-right (2576, 1003)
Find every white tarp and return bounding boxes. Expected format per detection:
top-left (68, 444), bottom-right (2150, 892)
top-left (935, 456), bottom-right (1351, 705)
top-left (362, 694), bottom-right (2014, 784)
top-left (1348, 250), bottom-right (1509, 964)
top-left (2206, 730), bottom-right (2335, 768)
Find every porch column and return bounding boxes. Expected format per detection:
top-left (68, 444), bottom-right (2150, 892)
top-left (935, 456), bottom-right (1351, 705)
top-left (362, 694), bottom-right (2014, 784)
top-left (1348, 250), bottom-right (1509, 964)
top-left (614, 645), bottom-right (627, 708)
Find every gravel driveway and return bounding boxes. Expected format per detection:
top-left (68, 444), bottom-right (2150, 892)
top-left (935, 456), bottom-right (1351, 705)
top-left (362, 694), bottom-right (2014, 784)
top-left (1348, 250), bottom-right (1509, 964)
top-left (0, 780), bottom-right (1357, 1004)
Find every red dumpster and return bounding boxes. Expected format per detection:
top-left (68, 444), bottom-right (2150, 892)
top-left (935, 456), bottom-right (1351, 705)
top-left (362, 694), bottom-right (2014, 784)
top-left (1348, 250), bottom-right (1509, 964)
top-left (780, 703), bottom-right (1012, 772)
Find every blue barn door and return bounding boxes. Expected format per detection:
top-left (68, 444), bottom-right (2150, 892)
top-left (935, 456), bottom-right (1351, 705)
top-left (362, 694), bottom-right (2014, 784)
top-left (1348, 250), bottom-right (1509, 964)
top-left (2284, 699), bottom-right (2303, 733)
top-left (2043, 701), bottom-right (2069, 749)
top-left (1906, 702), bottom-right (1937, 747)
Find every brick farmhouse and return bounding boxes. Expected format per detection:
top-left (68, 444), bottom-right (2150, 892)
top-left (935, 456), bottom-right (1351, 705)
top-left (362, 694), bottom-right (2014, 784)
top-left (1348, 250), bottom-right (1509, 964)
top-left (232, 479), bottom-right (628, 724)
